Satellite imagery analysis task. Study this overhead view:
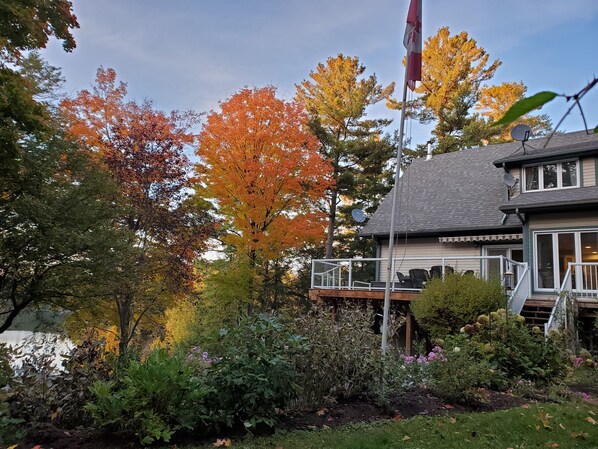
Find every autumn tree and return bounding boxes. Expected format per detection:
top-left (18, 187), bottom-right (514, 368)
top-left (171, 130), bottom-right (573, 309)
top-left (196, 86), bottom-right (332, 310)
top-left (295, 54), bottom-right (395, 258)
top-left (476, 82), bottom-right (551, 141)
top-left (61, 68), bottom-right (214, 355)
top-left (389, 27), bottom-right (551, 154)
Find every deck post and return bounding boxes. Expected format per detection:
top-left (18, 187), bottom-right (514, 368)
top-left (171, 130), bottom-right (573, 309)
top-left (405, 309), bottom-right (413, 355)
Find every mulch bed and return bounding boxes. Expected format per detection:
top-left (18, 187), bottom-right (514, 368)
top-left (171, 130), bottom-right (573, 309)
top-left (15, 386), bottom-right (586, 449)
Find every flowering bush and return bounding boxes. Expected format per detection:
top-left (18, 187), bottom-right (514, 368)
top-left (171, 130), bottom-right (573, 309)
top-left (186, 346), bottom-right (219, 369)
top-left (428, 336), bottom-right (494, 404)
top-left (459, 310), bottom-right (568, 388)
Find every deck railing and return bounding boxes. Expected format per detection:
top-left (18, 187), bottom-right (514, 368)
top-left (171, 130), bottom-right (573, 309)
top-left (311, 256), bottom-right (528, 304)
top-left (545, 262), bottom-right (598, 336)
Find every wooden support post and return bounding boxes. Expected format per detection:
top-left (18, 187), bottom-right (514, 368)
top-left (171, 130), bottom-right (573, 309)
top-left (405, 309), bottom-right (413, 355)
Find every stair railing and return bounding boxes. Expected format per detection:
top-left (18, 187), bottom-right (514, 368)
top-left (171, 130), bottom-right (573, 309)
top-left (507, 262), bottom-right (530, 315)
top-left (544, 265), bottom-right (572, 336)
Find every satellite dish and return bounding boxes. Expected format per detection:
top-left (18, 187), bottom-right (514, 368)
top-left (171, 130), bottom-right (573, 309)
top-left (503, 172), bottom-right (518, 188)
top-left (511, 124), bottom-right (531, 142)
top-left (351, 208), bottom-right (366, 223)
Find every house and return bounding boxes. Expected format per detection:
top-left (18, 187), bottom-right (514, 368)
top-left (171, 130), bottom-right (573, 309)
top-left (310, 130), bottom-right (598, 346)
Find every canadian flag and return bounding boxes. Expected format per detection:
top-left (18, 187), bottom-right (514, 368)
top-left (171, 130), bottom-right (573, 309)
top-left (403, 0), bottom-right (422, 91)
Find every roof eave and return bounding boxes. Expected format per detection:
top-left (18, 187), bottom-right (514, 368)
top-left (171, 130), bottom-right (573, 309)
top-left (500, 199), bottom-right (598, 214)
top-left (493, 147), bottom-right (598, 168)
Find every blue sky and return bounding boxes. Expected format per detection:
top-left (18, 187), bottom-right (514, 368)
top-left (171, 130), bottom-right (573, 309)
top-left (42, 0), bottom-right (598, 148)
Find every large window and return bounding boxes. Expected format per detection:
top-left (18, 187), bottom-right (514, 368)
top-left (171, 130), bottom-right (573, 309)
top-left (524, 160), bottom-right (578, 192)
top-left (534, 230), bottom-right (598, 291)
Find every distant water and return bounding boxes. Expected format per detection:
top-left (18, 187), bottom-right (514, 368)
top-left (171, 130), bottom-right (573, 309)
top-left (0, 330), bottom-right (73, 368)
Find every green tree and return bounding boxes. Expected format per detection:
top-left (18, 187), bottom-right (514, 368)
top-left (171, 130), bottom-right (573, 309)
top-left (0, 132), bottom-right (120, 333)
top-left (296, 54), bottom-right (395, 258)
top-left (0, 0), bottom-right (78, 168)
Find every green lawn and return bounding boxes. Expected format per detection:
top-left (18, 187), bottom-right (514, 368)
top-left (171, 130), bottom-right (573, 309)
top-left (187, 402), bottom-right (598, 449)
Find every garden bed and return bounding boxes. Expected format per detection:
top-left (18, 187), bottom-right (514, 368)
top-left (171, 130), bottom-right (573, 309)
top-left (21, 387), bottom-right (534, 449)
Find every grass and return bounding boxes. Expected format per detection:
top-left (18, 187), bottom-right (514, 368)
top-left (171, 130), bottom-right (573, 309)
top-left (187, 402), bottom-right (598, 449)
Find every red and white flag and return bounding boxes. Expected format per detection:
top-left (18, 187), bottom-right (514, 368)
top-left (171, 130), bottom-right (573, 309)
top-left (403, 0), bottom-right (422, 91)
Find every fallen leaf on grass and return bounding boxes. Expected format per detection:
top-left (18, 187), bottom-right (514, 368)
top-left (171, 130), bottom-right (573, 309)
top-left (570, 432), bottom-right (588, 439)
top-left (544, 443), bottom-right (559, 448)
top-left (443, 404), bottom-right (454, 409)
top-left (316, 408), bottom-right (327, 416)
top-left (213, 438), bottom-right (232, 447)
top-left (402, 436), bottom-right (411, 441)
top-left (537, 410), bottom-right (553, 429)
top-left (558, 423), bottom-right (565, 430)
top-left (449, 417), bottom-right (457, 424)
top-left (521, 404), bottom-right (530, 409)
top-left (585, 416), bottom-right (596, 425)
top-left (394, 415), bottom-right (403, 421)
top-left (7, 445), bottom-right (17, 449)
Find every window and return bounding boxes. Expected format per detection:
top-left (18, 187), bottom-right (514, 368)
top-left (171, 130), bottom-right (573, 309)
top-left (523, 160), bottom-right (578, 192)
top-left (533, 230), bottom-right (598, 292)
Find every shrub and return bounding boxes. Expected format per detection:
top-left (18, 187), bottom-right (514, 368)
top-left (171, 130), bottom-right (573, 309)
top-left (411, 273), bottom-right (504, 337)
top-left (384, 344), bottom-right (447, 392)
top-left (86, 348), bottom-right (212, 445)
top-left (428, 336), bottom-right (494, 404)
top-left (5, 335), bottom-right (114, 430)
top-left (462, 310), bottom-right (569, 387)
top-left (289, 305), bottom-right (398, 409)
top-left (205, 313), bottom-right (306, 430)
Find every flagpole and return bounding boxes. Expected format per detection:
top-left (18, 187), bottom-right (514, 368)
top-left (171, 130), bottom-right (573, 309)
top-left (381, 52), bottom-right (411, 354)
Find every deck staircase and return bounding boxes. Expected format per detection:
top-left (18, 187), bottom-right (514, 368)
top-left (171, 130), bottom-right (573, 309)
top-left (520, 304), bottom-right (552, 328)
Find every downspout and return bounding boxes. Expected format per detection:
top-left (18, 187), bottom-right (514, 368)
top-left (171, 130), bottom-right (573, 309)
top-left (515, 208), bottom-right (525, 225)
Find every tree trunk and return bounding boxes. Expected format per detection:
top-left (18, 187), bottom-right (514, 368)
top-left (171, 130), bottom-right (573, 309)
top-left (117, 293), bottom-right (132, 358)
top-left (325, 188), bottom-right (338, 259)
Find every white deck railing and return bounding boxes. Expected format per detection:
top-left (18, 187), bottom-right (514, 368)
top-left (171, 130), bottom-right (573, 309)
top-left (311, 256), bottom-right (529, 310)
top-left (545, 262), bottom-right (598, 336)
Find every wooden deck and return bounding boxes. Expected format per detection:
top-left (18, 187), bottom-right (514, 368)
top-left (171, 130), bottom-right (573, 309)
top-left (309, 288), bottom-right (420, 303)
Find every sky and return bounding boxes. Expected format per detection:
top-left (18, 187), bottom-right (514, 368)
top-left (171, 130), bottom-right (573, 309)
top-left (41, 0), bottom-right (598, 149)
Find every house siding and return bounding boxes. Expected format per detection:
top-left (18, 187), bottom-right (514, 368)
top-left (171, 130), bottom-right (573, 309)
top-left (582, 157), bottom-right (596, 187)
top-left (377, 237), bottom-right (481, 280)
top-left (528, 211), bottom-right (598, 229)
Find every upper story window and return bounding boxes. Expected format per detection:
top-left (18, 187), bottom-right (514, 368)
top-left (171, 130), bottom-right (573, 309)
top-left (523, 160), bottom-right (579, 192)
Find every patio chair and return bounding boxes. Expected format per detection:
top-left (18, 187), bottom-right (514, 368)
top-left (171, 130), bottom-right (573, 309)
top-left (409, 268), bottom-right (430, 289)
top-left (396, 271), bottom-right (413, 288)
top-left (430, 265), bottom-right (455, 278)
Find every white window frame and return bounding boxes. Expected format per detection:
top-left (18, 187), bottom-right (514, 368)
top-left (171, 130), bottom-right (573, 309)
top-left (532, 228), bottom-right (598, 292)
top-left (522, 159), bottom-right (579, 192)
top-left (482, 244), bottom-right (523, 281)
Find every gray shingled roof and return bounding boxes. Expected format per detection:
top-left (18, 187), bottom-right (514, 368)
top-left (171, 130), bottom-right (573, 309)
top-left (500, 186), bottom-right (598, 213)
top-left (493, 131), bottom-right (598, 167)
top-left (360, 130), bottom-right (598, 238)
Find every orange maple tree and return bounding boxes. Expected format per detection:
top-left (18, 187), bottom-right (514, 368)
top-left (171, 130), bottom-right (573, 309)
top-left (60, 68), bottom-right (213, 355)
top-left (196, 86), bottom-right (333, 261)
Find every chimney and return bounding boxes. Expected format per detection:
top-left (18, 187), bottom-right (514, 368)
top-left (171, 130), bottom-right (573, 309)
top-left (425, 140), bottom-right (433, 161)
